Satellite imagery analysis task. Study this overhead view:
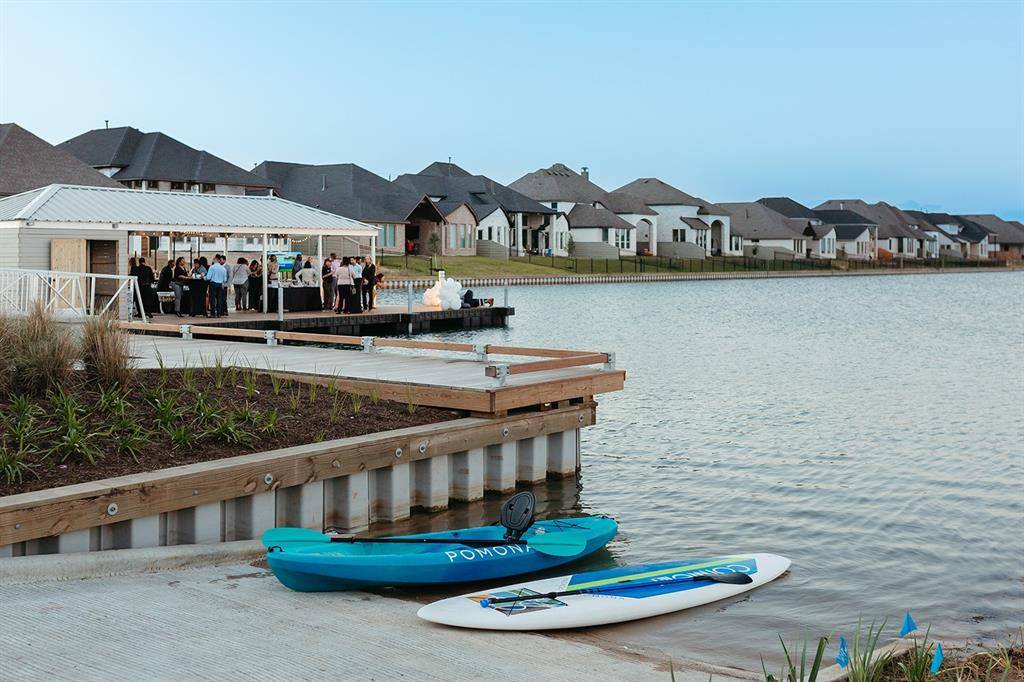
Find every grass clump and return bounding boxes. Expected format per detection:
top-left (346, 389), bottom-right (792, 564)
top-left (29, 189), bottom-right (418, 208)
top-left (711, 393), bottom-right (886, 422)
top-left (0, 304), bottom-right (79, 396)
top-left (762, 635), bottom-right (829, 682)
top-left (81, 314), bottom-right (131, 387)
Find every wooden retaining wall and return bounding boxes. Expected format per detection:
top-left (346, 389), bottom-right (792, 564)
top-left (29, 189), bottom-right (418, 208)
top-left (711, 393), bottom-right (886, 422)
top-left (0, 404), bottom-right (591, 558)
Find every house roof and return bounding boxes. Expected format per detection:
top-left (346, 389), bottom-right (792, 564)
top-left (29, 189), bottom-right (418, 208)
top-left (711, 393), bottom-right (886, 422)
top-left (719, 202), bottom-right (805, 240)
top-left (833, 224), bottom-right (871, 241)
top-left (60, 126), bottom-right (274, 188)
top-left (614, 177), bottom-right (726, 214)
top-left (394, 162), bottom-right (554, 221)
top-left (909, 212), bottom-right (993, 244)
top-left (961, 214), bottom-right (1024, 245)
top-left (804, 224), bottom-right (835, 239)
top-left (0, 123), bottom-right (122, 197)
top-left (599, 191), bottom-right (657, 215)
top-left (252, 161), bottom-right (445, 225)
top-left (509, 163), bottom-right (609, 204)
top-left (816, 199), bottom-right (930, 241)
top-left (812, 209), bottom-right (877, 226)
top-left (565, 204), bottom-right (635, 230)
top-left (680, 217), bottom-right (709, 231)
top-left (0, 184), bottom-right (378, 235)
top-left (757, 197), bottom-right (817, 219)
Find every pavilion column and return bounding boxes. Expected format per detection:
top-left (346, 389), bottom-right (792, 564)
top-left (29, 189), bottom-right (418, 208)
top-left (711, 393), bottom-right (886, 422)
top-left (262, 233), bottom-right (269, 313)
top-left (371, 235), bottom-right (376, 262)
top-left (317, 234), bottom-right (323, 303)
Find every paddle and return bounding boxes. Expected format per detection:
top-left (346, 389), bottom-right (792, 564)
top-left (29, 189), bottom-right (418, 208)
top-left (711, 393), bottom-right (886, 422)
top-left (478, 571), bottom-right (754, 607)
top-left (261, 526), bottom-right (588, 557)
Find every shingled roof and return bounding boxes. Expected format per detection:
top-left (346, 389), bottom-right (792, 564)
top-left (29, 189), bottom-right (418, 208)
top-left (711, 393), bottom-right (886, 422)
top-left (0, 123), bottom-right (121, 197)
top-left (60, 126), bottom-right (273, 188)
top-left (614, 178), bottom-right (726, 215)
top-left (756, 197), bottom-right (818, 219)
top-left (394, 162), bottom-right (554, 222)
top-left (510, 163), bottom-right (609, 204)
top-left (566, 204), bottom-right (635, 230)
top-left (816, 199), bottom-right (931, 241)
top-left (252, 161), bottom-right (445, 225)
top-left (719, 201), bottom-right (805, 240)
top-left (961, 214), bottom-right (1024, 245)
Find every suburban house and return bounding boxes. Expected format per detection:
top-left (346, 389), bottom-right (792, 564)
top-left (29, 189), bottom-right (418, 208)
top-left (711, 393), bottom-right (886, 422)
top-left (0, 184), bottom-right (376, 310)
top-left (614, 178), bottom-right (737, 257)
top-left (509, 163), bottom-right (645, 257)
top-left (960, 214), bottom-right (1024, 259)
top-left (61, 126), bottom-right (274, 195)
top-left (906, 212), bottom-right (994, 260)
top-left (61, 126), bottom-right (281, 259)
top-left (812, 210), bottom-right (878, 259)
top-left (816, 200), bottom-right (935, 259)
top-left (755, 197), bottom-right (845, 259)
top-left (251, 162), bottom-right (451, 256)
top-left (0, 123), bottom-right (122, 198)
top-left (393, 161), bottom-right (555, 258)
top-left (719, 201), bottom-right (807, 258)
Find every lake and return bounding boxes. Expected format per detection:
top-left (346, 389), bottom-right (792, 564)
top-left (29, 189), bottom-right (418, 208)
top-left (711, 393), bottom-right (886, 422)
top-left (377, 271), bottom-right (1024, 670)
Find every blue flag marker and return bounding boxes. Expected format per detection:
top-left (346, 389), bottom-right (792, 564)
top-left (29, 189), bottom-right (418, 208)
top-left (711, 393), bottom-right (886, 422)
top-left (900, 612), bottom-right (918, 637)
top-left (835, 636), bottom-right (849, 668)
top-left (930, 643), bottom-right (944, 674)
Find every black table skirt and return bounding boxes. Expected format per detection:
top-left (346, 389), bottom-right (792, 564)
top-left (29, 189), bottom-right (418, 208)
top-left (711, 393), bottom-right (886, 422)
top-left (266, 286), bottom-right (322, 312)
top-left (182, 280), bottom-right (209, 316)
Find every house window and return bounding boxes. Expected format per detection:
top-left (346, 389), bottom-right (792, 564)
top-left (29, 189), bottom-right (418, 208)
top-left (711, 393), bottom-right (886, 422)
top-left (550, 202), bottom-right (558, 210)
top-left (201, 183), bottom-right (216, 193)
top-left (170, 182), bottom-right (185, 191)
top-left (601, 228), bottom-right (609, 242)
top-left (447, 225), bottom-right (457, 250)
top-left (378, 224), bottom-right (397, 248)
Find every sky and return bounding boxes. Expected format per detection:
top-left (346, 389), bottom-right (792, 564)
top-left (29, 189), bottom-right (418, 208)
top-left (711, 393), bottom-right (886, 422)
top-left (1, 0), bottom-right (1022, 219)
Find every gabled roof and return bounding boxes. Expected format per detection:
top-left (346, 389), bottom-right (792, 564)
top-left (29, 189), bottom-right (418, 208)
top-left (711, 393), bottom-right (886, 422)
top-left (60, 126), bottom-right (274, 188)
top-left (719, 201), bottom-right (805, 240)
top-left (833, 224), bottom-right (871, 241)
top-left (961, 214), bottom-right (1024, 245)
top-left (566, 204), bottom-right (635, 230)
top-left (418, 161), bottom-right (473, 177)
top-left (614, 178), bottom-right (726, 215)
top-left (0, 184), bottom-right (377, 235)
top-left (909, 211), bottom-right (993, 244)
top-left (680, 217), bottom-right (709, 231)
top-left (510, 163), bottom-right (608, 204)
top-left (803, 224), bottom-right (836, 240)
top-left (252, 161), bottom-right (445, 225)
top-left (0, 123), bottom-right (122, 197)
top-left (816, 200), bottom-right (929, 241)
top-left (394, 162), bottom-right (554, 221)
top-left (757, 197), bottom-right (817, 219)
top-left (812, 209), bottom-right (877, 226)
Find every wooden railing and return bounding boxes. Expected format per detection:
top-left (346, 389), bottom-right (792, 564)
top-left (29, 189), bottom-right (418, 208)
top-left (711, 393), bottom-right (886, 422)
top-left (117, 321), bottom-right (613, 384)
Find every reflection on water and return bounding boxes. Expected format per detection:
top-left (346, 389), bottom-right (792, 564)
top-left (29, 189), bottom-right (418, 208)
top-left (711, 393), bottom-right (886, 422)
top-left (375, 273), bottom-right (1024, 670)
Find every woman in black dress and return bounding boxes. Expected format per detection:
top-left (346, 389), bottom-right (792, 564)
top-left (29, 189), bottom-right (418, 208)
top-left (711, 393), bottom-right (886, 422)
top-left (135, 257), bottom-right (158, 315)
top-left (157, 260), bottom-right (174, 314)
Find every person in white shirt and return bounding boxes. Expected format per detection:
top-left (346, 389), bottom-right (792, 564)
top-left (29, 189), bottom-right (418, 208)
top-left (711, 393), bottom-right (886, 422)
top-left (231, 257), bottom-right (250, 311)
top-left (295, 260), bottom-right (320, 286)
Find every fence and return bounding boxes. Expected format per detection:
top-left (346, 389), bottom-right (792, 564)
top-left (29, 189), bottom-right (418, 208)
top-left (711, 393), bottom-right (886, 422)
top-left (0, 268), bottom-right (148, 323)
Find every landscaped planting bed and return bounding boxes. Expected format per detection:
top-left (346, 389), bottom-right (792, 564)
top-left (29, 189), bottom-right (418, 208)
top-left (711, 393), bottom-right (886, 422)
top-left (0, 308), bottom-right (454, 497)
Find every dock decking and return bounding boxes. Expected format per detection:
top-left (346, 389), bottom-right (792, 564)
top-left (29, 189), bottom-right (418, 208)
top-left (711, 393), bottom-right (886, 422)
top-left (130, 335), bottom-right (623, 414)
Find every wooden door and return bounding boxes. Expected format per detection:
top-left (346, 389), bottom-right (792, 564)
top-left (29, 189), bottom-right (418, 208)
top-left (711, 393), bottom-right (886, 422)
top-left (88, 240), bottom-right (119, 309)
top-left (50, 239), bottom-right (88, 311)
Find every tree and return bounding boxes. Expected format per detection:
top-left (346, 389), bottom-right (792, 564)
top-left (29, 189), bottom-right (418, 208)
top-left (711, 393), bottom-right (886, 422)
top-left (566, 235), bottom-right (576, 258)
top-left (427, 232), bottom-right (441, 257)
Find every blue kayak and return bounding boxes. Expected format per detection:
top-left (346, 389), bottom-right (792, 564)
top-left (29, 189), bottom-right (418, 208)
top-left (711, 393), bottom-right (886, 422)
top-left (266, 516), bottom-right (618, 592)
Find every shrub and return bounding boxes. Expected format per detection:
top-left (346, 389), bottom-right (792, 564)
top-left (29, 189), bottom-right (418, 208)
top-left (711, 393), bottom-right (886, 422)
top-left (0, 303), bottom-right (79, 396)
top-left (81, 315), bottom-right (131, 387)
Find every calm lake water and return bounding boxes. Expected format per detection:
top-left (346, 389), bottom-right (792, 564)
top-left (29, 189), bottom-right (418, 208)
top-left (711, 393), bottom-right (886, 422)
top-left (377, 271), bottom-right (1024, 669)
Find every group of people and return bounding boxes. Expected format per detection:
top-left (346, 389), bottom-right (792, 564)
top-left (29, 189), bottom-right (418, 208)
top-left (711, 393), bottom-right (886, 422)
top-left (132, 252), bottom-right (380, 318)
top-left (320, 253), bottom-right (379, 314)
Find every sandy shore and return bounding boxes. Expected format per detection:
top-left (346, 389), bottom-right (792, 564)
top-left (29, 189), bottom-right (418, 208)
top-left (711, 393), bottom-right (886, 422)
top-left (1, 558), bottom-right (759, 681)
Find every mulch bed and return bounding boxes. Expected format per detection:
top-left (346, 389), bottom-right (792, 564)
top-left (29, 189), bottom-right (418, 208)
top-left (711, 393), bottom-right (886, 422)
top-left (0, 368), bottom-right (458, 497)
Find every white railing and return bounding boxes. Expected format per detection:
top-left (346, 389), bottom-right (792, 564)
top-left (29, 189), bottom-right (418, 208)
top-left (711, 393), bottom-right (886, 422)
top-left (0, 268), bottom-right (148, 323)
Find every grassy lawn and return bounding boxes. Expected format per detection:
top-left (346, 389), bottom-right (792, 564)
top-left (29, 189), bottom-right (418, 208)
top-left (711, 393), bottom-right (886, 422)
top-left (378, 255), bottom-right (573, 278)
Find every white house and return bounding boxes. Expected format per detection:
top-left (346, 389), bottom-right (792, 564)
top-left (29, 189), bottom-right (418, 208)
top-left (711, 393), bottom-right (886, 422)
top-left (509, 163), bottom-right (640, 257)
top-left (962, 214), bottom-right (1024, 259)
top-left (614, 178), bottom-right (739, 256)
top-left (719, 201), bottom-right (806, 258)
top-left (393, 162), bottom-right (555, 257)
top-left (802, 224), bottom-right (838, 259)
top-left (910, 212), bottom-right (995, 260)
top-left (816, 200), bottom-right (934, 259)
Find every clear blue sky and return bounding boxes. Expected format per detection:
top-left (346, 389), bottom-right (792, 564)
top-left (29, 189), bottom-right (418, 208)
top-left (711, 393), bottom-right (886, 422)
top-left (2, 1), bottom-right (1021, 218)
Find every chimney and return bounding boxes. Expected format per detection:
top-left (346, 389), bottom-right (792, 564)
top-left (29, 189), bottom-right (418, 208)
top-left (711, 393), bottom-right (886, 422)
top-left (840, 201), bottom-right (845, 210)
top-left (581, 166), bottom-right (589, 181)
top-left (322, 174), bottom-right (327, 191)
top-left (104, 119), bottom-right (109, 129)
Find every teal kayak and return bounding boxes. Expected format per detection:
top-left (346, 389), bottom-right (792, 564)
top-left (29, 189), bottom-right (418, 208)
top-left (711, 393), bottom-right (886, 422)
top-left (266, 515), bottom-right (618, 592)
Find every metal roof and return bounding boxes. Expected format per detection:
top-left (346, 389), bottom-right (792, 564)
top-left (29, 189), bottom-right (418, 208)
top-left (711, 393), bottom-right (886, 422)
top-left (0, 184), bottom-right (378, 235)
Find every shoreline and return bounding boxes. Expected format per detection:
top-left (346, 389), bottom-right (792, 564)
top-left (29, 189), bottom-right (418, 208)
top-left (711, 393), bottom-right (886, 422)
top-left (385, 265), bottom-right (1019, 288)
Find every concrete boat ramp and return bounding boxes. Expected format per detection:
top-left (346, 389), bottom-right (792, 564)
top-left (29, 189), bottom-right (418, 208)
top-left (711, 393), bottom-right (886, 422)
top-left (0, 554), bottom-right (755, 681)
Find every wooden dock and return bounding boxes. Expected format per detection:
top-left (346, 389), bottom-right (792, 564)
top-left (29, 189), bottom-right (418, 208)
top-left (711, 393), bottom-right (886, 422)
top-left (148, 304), bottom-right (513, 336)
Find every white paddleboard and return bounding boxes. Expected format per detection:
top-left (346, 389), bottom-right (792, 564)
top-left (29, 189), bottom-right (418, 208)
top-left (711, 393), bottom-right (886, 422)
top-left (417, 553), bottom-right (790, 630)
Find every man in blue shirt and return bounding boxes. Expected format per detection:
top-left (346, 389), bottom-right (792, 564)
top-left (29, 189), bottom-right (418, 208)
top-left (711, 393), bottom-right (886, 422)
top-left (205, 254), bottom-right (229, 317)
